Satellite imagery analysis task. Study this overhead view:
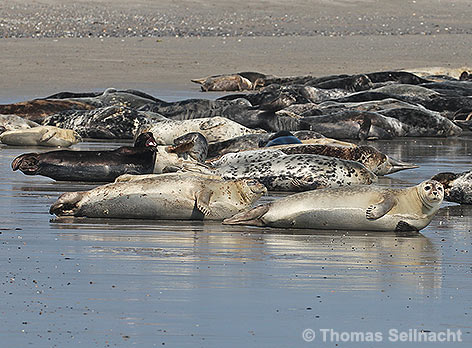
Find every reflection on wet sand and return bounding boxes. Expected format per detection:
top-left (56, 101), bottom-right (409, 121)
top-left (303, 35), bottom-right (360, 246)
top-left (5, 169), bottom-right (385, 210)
top-left (52, 217), bottom-right (442, 291)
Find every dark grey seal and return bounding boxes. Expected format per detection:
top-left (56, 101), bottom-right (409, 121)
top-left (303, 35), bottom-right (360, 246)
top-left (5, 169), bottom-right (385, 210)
top-left (431, 171), bottom-right (472, 204)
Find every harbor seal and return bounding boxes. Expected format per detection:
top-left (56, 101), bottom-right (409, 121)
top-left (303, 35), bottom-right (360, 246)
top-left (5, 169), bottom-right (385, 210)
top-left (223, 180), bottom-right (444, 232)
top-left (212, 154), bottom-right (377, 191)
top-left (191, 72), bottom-right (269, 91)
top-left (209, 144), bottom-right (417, 176)
top-left (431, 171), bottom-right (472, 204)
top-left (138, 116), bottom-right (266, 144)
top-left (0, 126), bottom-right (81, 147)
top-left (49, 172), bottom-right (267, 220)
top-left (0, 114), bottom-right (39, 132)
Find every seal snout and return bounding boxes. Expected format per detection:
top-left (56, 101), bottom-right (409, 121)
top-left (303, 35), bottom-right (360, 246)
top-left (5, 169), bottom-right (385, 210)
top-left (423, 180), bottom-right (444, 202)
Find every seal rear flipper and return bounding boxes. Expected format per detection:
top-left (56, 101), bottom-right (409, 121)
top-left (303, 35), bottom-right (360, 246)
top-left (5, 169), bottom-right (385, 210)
top-left (11, 153), bottom-right (39, 174)
top-left (385, 157), bottom-right (419, 174)
top-left (49, 191), bottom-right (84, 216)
top-left (365, 195), bottom-right (396, 220)
top-left (195, 189), bottom-right (213, 216)
top-left (222, 204), bottom-right (270, 226)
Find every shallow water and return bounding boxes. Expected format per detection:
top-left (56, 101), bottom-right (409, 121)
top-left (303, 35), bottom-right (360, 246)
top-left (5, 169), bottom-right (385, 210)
top-left (1, 132), bottom-right (471, 346)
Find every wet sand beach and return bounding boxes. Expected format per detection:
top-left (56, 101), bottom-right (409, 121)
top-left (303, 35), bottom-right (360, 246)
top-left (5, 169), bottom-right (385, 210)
top-left (1, 0), bottom-right (472, 98)
top-left (1, 0), bottom-right (472, 347)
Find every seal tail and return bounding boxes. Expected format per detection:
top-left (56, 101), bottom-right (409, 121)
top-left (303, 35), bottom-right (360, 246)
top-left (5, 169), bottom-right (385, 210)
top-left (385, 157), bottom-right (419, 174)
top-left (222, 204), bottom-right (270, 226)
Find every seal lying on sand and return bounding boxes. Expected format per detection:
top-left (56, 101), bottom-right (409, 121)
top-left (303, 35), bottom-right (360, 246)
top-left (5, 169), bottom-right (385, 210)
top-left (209, 144), bottom-right (417, 176)
top-left (43, 105), bottom-right (166, 139)
top-left (207, 130), bottom-right (325, 158)
top-left (431, 171), bottom-right (472, 204)
top-left (0, 99), bottom-right (95, 123)
top-left (223, 180), bottom-right (444, 232)
top-left (0, 126), bottom-right (81, 147)
top-left (12, 132), bottom-right (209, 181)
top-left (213, 154), bottom-right (377, 191)
top-left (50, 172), bottom-right (267, 220)
top-left (11, 132), bottom-right (160, 181)
top-left (191, 72), bottom-right (270, 91)
top-left (138, 116), bottom-right (266, 144)
top-left (0, 114), bottom-right (39, 132)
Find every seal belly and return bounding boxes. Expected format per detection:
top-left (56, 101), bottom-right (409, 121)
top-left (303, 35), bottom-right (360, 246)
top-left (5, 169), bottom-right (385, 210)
top-left (264, 208), bottom-right (418, 231)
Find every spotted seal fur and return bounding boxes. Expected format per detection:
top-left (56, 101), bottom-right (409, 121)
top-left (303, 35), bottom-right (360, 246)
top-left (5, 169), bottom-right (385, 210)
top-left (212, 153), bottom-right (377, 192)
top-left (138, 116), bottom-right (266, 144)
top-left (210, 144), bottom-right (417, 176)
top-left (431, 171), bottom-right (472, 204)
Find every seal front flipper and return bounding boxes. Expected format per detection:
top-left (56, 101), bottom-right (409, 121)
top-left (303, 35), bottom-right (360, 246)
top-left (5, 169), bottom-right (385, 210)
top-left (395, 221), bottom-right (419, 232)
top-left (358, 115), bottom-right (372, 140)
top-left (195, 189), bottom-right (213, 216)
top-left (291, 176), bottom-right (323, 191)
top-left (365, 195), bottom-right (396, 220)
top-left (199, 118), bottom-right (225, 130)
top-left (222, 204), bottom-right (270, 226)
top-left (39, 129), bottom-right (57, 143)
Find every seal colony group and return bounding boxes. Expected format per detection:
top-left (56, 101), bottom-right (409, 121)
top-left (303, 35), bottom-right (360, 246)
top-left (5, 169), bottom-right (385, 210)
top-left (4, 68), bottom-right (472, 231)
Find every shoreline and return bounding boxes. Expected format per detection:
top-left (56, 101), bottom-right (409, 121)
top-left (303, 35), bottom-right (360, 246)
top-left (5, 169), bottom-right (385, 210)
top-left (2, 34), bottom-right (472, 101)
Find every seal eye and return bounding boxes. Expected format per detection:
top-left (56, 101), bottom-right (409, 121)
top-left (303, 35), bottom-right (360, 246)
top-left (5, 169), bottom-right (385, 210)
top-left (437, 186), bottom-right (443, 191)
top-left (424, 185), bottom-right (431, 191)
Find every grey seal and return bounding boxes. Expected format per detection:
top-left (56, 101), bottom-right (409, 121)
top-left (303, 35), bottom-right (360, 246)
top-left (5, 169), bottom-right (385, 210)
top-left (431, 171), bottom-right (472, 204)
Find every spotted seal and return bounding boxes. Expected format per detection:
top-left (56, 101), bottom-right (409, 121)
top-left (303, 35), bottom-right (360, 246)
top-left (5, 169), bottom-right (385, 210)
top-left (223, 180), bottom-right (444, 232)
top-left (0, 114), bottom-right (39, 132)
top-left (0, 126), bottom-right (82, 147)
top-left (209, 144), bottom-right (417, 176)
top-left (138, 116), bottom-right (266, 144)
top-left (431, 171), bottom-right (472, 204)
top-left (49, 172), bottom-right (267, 220)
top-left (212, 153), bottom-right (377, 191)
